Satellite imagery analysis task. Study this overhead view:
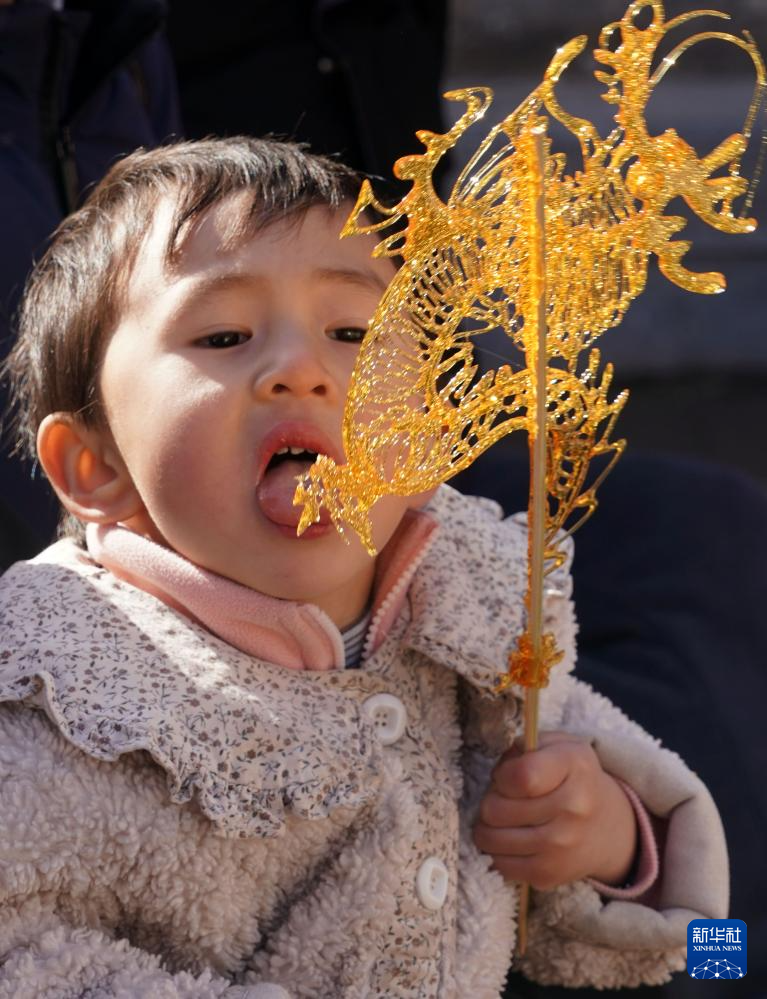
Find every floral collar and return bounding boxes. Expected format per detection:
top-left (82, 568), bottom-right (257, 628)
top-left (0, 486), bottom-right (575, 837)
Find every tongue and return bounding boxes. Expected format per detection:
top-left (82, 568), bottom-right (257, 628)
top-left (256, 460), bottom-right (329, 527)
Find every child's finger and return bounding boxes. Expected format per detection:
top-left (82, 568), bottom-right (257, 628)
top-left (478, 786), bottom-right (559, 829)
top-left (473, 819), bottom-right (555, 858)
top-left (474, 816), bottom-right (578, 890)
top-left (484, 852), bottom-right (569, 891)
top-left (491, 740), bottom-right (577, 799)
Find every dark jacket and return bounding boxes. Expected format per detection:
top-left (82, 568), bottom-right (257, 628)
top-left (0, 0), bottom-right (181, 555)
top-left (167, 0), bottom-right (447, 188)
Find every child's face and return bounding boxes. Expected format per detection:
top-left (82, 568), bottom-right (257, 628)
top-left (97, 195), bottom-right (418, 627)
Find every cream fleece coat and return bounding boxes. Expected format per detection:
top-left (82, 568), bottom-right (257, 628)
top-left (0, 486), bottom-right (727, 998)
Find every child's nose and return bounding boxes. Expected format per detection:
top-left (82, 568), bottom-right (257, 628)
top-left (252, 328), bottom-right (335, 401)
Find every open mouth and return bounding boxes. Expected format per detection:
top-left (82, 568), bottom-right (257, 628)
top-left (255, 427), bottom-right (336, 532)
top-left (263, 446), bottom-right (320, 476)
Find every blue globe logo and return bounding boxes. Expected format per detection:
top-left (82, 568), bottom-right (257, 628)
top-left (690, 958), bottom-right (745, 980)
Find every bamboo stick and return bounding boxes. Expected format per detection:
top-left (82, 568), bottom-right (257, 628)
top-left (516, 121), bottom-right (548, 960)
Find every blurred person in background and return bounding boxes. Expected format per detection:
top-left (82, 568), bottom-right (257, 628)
top-left (0, 0), bottom-right (180, 564)
top-left (167, 0), bottom-right (448, 190)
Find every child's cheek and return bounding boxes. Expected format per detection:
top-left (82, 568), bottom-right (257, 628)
top-left (370, 492), bottom-right (419, 551)
top-left (131, 391), bottom-right (240, 521)
top-left (409, 486), bottom-right (439, 510)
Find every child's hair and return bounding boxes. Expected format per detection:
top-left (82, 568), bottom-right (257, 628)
top-left (3, 137), bottom-right (362, 539)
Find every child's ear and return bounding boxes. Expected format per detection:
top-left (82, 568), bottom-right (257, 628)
top-left (37, 413), bottom-right (143, 525)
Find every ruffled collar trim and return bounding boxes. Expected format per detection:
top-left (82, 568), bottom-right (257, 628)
top-left (0, 486), bottom-right (573, 837)
top-left (0, 540), bottom-right (395, 837)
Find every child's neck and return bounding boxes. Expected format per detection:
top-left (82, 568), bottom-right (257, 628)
top-left (118, 511), bottom-right (376, 631)
top-left (86, 510), bottom-right (438, 670)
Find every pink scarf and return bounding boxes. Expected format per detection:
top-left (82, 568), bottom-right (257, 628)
top-left (86, 510), bottom-right (437, 671)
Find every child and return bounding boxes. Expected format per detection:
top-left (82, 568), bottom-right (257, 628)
top-left (0, 138), bottom-right (726, 998)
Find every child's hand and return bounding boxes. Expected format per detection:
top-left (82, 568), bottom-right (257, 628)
top-left (473, 731), bottom-right (637, 890)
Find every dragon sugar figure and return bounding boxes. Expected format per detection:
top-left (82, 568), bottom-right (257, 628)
top-left (295, 0), bottom-right (765, 563)
top-left (295, 1), bottom-right (764, 954)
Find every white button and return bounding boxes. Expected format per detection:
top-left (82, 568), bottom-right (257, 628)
top-left (361, 693), bottom-right (407, 745)
top-left (416, 856), bottom-right (449, 911)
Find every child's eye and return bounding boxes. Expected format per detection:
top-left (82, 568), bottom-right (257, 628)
top-left (197, 331), bottom-right (251, 349)
top-left (329, 326), bottom-right (367, 344)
